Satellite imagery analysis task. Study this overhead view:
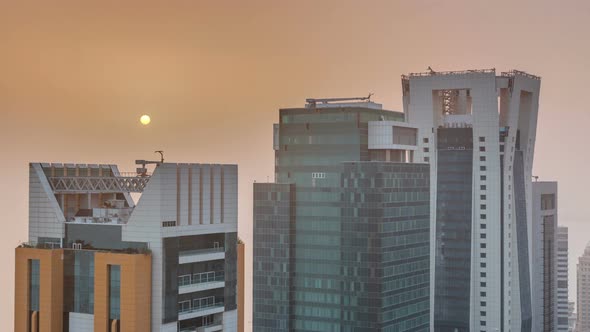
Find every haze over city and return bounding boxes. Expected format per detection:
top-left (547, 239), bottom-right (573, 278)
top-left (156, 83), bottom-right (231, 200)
top-left (2, 1), bottom-right (590, 331)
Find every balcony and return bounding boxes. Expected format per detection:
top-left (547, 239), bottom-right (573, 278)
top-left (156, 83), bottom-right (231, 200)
top-left (178, 271), bottom-right (225, 294)
top-left (178, 297), bottom-right (224, 321)
top-left (179, 247), bottom-right (225, 264)
top-left (197, 323), bottom-right (223, 332)
top-left (179, 321), bottom-right (223, 332)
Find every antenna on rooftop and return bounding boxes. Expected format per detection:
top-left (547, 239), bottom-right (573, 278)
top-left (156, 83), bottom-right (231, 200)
top-left (155, 150), bottom-right (164, 163)
top-left (305, 93), bottom-right (375, 108)
top-left (532, 175), bottom-right (539, 182)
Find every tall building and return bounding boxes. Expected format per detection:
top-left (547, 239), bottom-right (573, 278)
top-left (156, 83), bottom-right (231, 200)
top-left (15, 162), bottom-right (238, 332)
top-left (238, 240), bottom-right (245, 332)
top-left (569, 302), bottom-right (576, 332)
top-left (577, 243), bottom-right (590, 331)
top-left (531, 181), bottom-right (563, 331)
top-left (401, 68), bottom-right (541, 331)
top-left (557, 227), bottom-right (570, 331)
top-left (253, 99), bottom-right (431, 331)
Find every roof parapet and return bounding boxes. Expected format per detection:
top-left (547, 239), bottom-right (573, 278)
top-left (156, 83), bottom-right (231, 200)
top-left (401, 68), bottom-right (496, 80)
top-left (500, 70), bottom-right (541, 80)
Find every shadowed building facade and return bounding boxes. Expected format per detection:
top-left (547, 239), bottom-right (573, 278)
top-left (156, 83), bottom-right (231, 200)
top-left (253, 100), bottom-right (430, 331)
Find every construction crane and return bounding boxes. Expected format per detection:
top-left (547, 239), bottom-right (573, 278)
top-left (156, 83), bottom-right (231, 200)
top-left (155, 150), bottom-right (165, 163)
top-left (306, 93), bottom-right (373, 108)
top-left (135, 151), bottom-right (165, 177)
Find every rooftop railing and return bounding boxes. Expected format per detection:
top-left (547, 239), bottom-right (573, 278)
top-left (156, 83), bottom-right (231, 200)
top-left (402, 68), bottom-right (496, 79)
top-left (500, 70), bottom-right (541, 80)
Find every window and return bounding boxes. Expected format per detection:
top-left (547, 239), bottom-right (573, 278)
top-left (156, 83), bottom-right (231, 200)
top-left (480, 166), bottom-right (486, 171)
top-left (480, 234), bottom-right (486, 239)
top-left (481, 224), bottom-right (487, 229)
top-left (481, 253), bottom-right (486, 258)
top-left (481, 301), bottom-right (487, 306)
top-left (479, 137), bottom-right (485, 142)
top-left (480, 262), bottom-right (486, 268)
top-left (480, 214), bottom-right (486, 219)
top-left (423, 147), bottom-right (429, 152)
top-left (30, 260), bottom-right (40, 312)
top-left (423, 138), bottom-right (429, 143)
top-left (541, 194), bottom-right (555, 210)
top-left (480, 146), bottom-right (486, 152)
top-left (162, 221), bottom-right (176, 227)
top-left (480, 175), bottom-right (486, 181)
top-left (481, 321), bottom-right (486, 326)
top-left (481, 292), bottom-right (486, 297)
top-left (312, 172), bottom-right (326, 179)
top-left (480, 156), bottom-right (486, 161)
top-left (480, 185), bottom-right (487, 190)
top-left (480, 194), bottom-right (486, 200)
top-left (424, 157), bottom-right (430, 162)
top-left (480, 283), bottom-right (486, 288)
top-left (480, 272), bottom-right (486, 278)
top-left (480, 243), bottom-right (486, 249)
top-left (178, 300), bottom-right (191, 313)
top-left (500, 145), bottom-right (505, 152)
top-left (109, 265), bottom-right (121, 320)
top-left (481, 310), bottom-right (487, 316)
top-left (480, 204), bottom-right (486, 210)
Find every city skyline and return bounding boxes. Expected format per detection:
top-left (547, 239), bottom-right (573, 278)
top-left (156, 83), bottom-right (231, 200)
top-left (2, 1), bottom-right (590, 331)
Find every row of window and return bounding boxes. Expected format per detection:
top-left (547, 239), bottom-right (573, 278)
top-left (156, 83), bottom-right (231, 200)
top-left (478, 137), bottom-right (488, 328)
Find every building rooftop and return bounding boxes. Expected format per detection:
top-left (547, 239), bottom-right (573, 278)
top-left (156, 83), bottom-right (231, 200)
top-left (401, 68), bottom-right (540, 80)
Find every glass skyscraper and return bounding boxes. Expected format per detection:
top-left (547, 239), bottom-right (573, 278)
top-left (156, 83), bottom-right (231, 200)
top-left (253, 100), bottom-right (430, 331)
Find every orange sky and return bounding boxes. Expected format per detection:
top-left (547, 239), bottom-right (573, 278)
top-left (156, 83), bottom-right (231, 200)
top-left (1, 1), bottom-right (590, 330)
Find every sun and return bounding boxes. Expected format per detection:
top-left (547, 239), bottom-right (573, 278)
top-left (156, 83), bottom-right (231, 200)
top-left (140, 115), bottom-right (151, 125)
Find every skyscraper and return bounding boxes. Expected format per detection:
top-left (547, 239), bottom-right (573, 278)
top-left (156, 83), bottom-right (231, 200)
top-left (253, 98), bottom-right (431, 331)
top-left (557, 227), bottom-right (570, 331)
top-left (15, 162), bottom-right (238, 332)
top-left (238, 239), bottom-right (245, 332)
top-left (531, 181), bottom-right (562, 331)
top-left (577, 243), bottom-right (590, 332)
top-left (568, 301), bottom-right (576, 332)
top-left (400, 68), bottom-right (541, 331)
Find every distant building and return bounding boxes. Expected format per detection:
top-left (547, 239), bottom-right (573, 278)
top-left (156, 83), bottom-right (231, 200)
top-left (577, 243), bottom-right (590, 331)
top-left (569, 301), bottom-right (576, 332)
top-left (238, 239), bottom-right (245, 332)
top-left (557, 227), bottom-right (570, 331)
top-left (15, 162), bottom-right (238, 332)
top-left (253, 98), bottom-right (430, 331)
top-left (402, 68), bottom-right (541, 331)
top-left (531, 181), bottom-right (558, 332)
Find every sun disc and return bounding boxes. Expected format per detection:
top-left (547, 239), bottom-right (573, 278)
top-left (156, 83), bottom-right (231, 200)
top-left (140, 115), bottom-right (151, 125)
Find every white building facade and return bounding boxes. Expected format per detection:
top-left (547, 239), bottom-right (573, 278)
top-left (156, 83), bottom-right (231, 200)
top-left (369, 69), bottom-right (541, 331)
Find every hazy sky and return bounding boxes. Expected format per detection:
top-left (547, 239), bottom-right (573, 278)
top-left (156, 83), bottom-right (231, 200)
top-left (1, 1), bottom-right (590, 330)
